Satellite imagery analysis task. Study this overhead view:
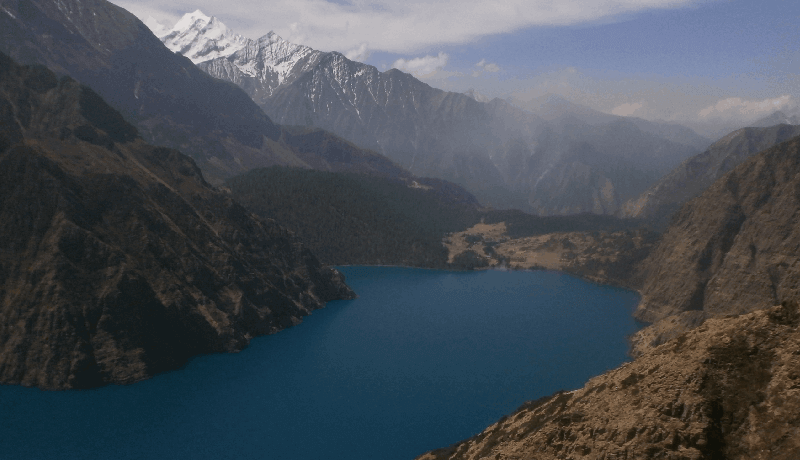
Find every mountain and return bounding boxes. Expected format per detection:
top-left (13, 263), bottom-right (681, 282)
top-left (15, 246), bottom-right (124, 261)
top-left (484, 102), bottom-right (702, 215)
top-left (511, 94), bottom-right (710, 150)
top-left (0, 0), bottom-right (412, 185)
top-left (227, 167), bottom-right (482, 268)
top-left (0, 53), bottom-right (354, 389)
top-left (417, 301), bottom-right (800, 460)
top-left (463, 88), bottom-right (492, 103)
top-left (0, 0), bottom-right (285, 181)
top-left (631, 132), bottom-right (800, 354)
top-left (163, 13), bottom-right (705, 215)
top-left (197, 31), bottom-right (324, 104)
top-left (623, 124), bottom-right (800, 229)
top-left (751, 110), bottom-right (800, 128)
top-left (159, 9), bottom-right (248, 64)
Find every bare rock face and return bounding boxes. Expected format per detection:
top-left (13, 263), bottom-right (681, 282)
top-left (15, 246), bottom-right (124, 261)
top-left (633, 134), bottom-right (800, 354)
top-left (0, 54), bottom-right (354, 389)
top-left (418, 301), bottom-right (800, 460)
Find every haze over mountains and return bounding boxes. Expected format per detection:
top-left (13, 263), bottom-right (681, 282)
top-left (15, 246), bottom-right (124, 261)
top-left (4, 0), bottom-right (800, 457)
top-left (623, 124), bottom-right (800, 229)
top-left (0, 0), bottom-right (444, 187)
top-left (151, 11), bottom-right (711, 215)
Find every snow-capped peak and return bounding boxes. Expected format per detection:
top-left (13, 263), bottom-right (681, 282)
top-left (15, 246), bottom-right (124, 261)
top-left (161, 10), bottom-right (249, 64)
top-left (170, 9), bottom-right (211, 34)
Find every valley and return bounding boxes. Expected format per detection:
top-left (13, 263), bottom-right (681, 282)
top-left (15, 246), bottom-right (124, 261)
top-left (1, 0), bottom-right (800, 458)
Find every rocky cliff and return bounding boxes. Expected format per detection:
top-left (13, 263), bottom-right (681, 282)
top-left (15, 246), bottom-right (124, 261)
top-left (0, 54), bottom-right (354, 389)
top-left (630, 134), bottom-right (800, 355)
top-left (418, 301), bottom-right (800, 460)
top-left (623, 124), bottom-right (800, 229)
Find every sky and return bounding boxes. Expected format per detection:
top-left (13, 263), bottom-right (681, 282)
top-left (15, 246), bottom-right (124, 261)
top-left (112, 0), bottom-right (800, 137)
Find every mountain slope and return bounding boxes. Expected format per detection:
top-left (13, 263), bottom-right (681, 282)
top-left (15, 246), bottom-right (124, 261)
top-left (752, 110), bottom-right (800, 128)
top-left (632, 133), bottom-right (800, 354)
top-left (0, 53), bottom-right (353, 389)
top-left (623, 124), bottom-right (800, 228)
top-left (0, 0), bottom-right (289, 181)
top-left (227, 167), bottom-right (482, 267)
top-left (0, 0), bottom-right (411, 185)
top-left (176, 16), bottom-right (702, 214)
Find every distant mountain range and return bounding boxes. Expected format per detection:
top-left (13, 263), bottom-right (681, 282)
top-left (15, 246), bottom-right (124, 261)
top-left (153, 11), bottom-right (710, 215)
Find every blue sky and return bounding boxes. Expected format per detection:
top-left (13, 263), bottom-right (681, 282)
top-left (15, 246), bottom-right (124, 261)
top-left (116, 0), bottom-right (800, 135)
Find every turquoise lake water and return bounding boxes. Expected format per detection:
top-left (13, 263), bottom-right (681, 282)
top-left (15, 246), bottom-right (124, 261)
top-left (0, 267), bottom-right (640, 460)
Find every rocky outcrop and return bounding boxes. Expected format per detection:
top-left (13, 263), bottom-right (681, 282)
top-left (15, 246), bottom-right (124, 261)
top-left (0, 54), bottom-right (354, 389)
top-left (622, 124), bottom-right (800, 229)
top-left (632, 133), bottom-right (800, 354)
top-left (418, 301), bottom-right (800, 460)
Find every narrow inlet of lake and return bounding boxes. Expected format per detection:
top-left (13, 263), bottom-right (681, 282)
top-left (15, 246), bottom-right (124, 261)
top-left (0, 267), bottom-right (641, 460)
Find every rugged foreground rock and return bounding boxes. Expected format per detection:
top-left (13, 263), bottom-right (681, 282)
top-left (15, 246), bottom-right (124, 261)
top-left (418, 301), bottom-right (800, 460)
top-left (0, 54), bottom-right (353, 389)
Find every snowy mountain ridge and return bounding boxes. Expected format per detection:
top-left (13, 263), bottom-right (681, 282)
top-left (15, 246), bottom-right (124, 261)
top-left (157, 9), bottom-right (708, 216)
top-left (159, 10), bottom-right (249, 64)
top-left (157, 11), bottom-right (326, 98)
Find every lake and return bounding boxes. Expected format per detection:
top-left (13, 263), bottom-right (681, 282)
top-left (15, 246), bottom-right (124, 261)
top-left (0, 267), bottom-right (640, 460)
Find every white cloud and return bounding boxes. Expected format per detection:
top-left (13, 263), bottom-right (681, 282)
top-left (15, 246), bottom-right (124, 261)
top-left (473, 58), bottom-right (501, 77)
top-left (143, 16), bottom-right (169, 36)
top-left (697, 95), bottom-right (795, 121)
top-left (611, 101), bottom-right (645, 116)
top-left (345, 43), bottom-right (371, 62)
top-left (392, 52), bottom-right (449, 77)
top-left (475, 59), bottom-right (500, 71)
top-left (111, 0), bottom-right (707, 54)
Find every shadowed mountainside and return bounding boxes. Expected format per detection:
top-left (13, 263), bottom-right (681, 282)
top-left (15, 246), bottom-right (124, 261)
top-left (0, 53), bottom-right (353, 389)
top-left (623, 124), bottom-right (800, 229)
top-left (227, 166), bottom-right (482, 267)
